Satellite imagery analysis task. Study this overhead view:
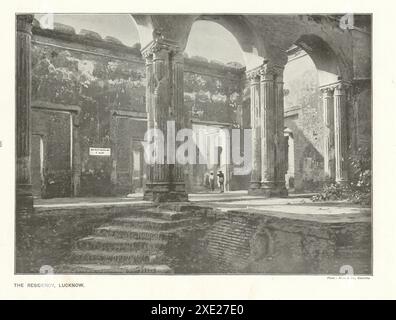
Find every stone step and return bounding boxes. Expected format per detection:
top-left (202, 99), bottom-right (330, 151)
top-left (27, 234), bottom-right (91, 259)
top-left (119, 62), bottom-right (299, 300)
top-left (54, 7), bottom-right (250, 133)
top-left (119, 204), bottom-right (206, 221)
top-left (94, 225), bottom-right (187, 240)
top-left (136, 208), bottom-right (188, 220)
top-left (112, 216), bottom-right (201, 230)
top-left (76, 236), bottom-right (167, 251)
top-left (55, 264), bottom-right (173, 274)
top-left (158, 203), bottom-right (205, 214)
top-left (71, 249), bottom-right (164, 264)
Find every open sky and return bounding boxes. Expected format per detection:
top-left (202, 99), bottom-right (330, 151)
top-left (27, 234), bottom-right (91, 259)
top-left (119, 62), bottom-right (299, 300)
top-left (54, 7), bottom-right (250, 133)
top-left (34, 14), bottom-right (245, 64)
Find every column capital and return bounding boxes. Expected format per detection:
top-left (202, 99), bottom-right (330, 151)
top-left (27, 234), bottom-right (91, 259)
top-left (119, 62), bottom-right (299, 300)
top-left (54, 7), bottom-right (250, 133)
top-left (246, 61), bottom-right (284, 83)
top-left (141, 38), bottom-right (181, 59)
top-left (334, 82), bottom-right (350, 96)
top-left (246, 66), bottom-right (261, 83)
top-left (260, 61), bottom-right (284, 81)
top-left (16, 14), bottom-right (34, 34)
top-left (144, 54), bottom-right (153, 65)
top-left (320, 81), bottom-right (351, 95)
top-left (320, 86), bottom-right (334, 97)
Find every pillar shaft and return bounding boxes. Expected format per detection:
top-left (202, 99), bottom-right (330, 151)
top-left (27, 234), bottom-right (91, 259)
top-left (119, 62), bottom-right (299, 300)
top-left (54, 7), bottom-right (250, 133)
top-left (260, 67), bottom-right (277, 194)
top-left (322, 87), bottom-right (335, 180)
top-left (142, 40), bottom-right (187, 202)
top-left (248, 72), bottom-right (261, 194)
top-left (16, 15), bottom-right (34, 216)
top-left (16, 14), bottom-right (34, 273)
top-left (274, 70), bottom-right (287, 196)
top-left (171, 52), bottom-right (187, 187)
top-left (334, 83), bottom-right (349, 184)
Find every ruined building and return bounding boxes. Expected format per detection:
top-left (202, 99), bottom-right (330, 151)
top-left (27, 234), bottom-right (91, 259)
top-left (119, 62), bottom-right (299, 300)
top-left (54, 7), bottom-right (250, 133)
top-left (16, 14), bottom-right (372, 274)
top-left (23, 15), bottom-right (371, 200)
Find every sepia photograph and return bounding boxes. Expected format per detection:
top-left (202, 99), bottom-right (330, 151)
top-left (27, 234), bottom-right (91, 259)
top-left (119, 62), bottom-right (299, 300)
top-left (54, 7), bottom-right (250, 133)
top-left (14, 13), bottom-right (373, 276)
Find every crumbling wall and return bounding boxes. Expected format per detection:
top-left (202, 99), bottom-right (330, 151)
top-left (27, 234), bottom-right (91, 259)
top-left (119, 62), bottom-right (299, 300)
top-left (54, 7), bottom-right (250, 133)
top-left (31, 23), bottom-right (244, 197)
top-left (180, 210), bottom-right (372, 274)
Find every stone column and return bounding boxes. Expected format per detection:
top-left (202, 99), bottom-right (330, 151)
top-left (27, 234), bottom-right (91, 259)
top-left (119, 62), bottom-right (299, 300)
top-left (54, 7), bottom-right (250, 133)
top-left (171, 51), bottom-right (188, 193)
top-left (247, 69), bottom-right (262, 195)
top-left (142, 39), bottom-right (188, 202)
top-left (334, 82), bottom-right (349, 184)
top-left (16, 14), bottom-right (34, 273)
top-left (143, 50), bottom-right (154, 200)
top-left (16, 14), bottom-right (34, 217)
top-left (321, 87), bottom-right (335, 180)
top-left (274, 67), bottom-right (288, 197)
top-left (259, 64), bottom-right (277, 197)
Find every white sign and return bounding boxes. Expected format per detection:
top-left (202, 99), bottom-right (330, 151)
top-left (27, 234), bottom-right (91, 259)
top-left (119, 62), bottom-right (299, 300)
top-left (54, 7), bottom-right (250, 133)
top-left (89, 147), bottom-right (111, 156)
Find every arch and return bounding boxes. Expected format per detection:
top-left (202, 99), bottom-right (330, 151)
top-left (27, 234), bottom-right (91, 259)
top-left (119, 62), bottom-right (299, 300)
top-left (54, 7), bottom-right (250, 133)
top-left (192, 15), bottom-right (266, 70)
top-left (294, 34), bottom-right (349, 86)
top-left (185, 20), bottom-right (246, 65)
top-left (129, 14), bottom-right (155, 50)
top-left (130, 14), bottom-right (267, 70)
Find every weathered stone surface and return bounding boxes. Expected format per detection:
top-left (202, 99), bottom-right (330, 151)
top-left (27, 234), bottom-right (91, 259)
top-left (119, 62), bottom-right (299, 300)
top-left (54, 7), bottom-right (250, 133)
top-left (104, 35), bottom-right (123, 45)
top-left (190, 55), bottom-right (208, 63)
top-left (31, 25), bottom-right (247, 198)
top-left (79, 29), bottom-right (102, 40)
top-left (226, 61), bottom-right (244, 69)
top-left (19, 195), bottom-right (371, 274)
top-left (198, 208), bottom-right (371, 274)
top-left (53, 22), bottom-right (76, 35)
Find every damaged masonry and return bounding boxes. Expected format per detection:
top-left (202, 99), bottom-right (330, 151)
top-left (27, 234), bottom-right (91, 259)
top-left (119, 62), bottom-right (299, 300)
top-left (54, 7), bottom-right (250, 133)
top-left (15, 13), bottom-right (371, 274)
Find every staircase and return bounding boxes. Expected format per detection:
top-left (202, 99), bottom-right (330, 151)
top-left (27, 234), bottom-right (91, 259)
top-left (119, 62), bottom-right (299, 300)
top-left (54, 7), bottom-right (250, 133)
top-left (56, 204), bottom-right (203, 274)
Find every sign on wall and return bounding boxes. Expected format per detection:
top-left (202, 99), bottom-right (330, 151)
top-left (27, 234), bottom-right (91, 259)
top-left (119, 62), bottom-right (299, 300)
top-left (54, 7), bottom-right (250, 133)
top-left (89, 147), bottom-right (111, 156)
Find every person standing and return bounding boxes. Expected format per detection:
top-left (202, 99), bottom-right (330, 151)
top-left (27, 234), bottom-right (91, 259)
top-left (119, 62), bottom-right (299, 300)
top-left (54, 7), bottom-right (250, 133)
top-left (209, 172), bottom-right (215, 191)
top-left (217, 170), bottom-right (224, 193)
top-left (204, 172), bottom-right (210, 189)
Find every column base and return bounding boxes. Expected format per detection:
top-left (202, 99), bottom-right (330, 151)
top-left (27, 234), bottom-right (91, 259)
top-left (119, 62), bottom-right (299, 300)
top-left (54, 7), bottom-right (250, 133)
top-left (248, 181), bottom-right (262, 195)
top-left (257, 180), bottom-right (286, 198)
top-left (259, 189), bottom-right (282, 198)
top-left (276, 181), bottom-right (289, 198)
top-left (144, 182), bottom-right (188, 203)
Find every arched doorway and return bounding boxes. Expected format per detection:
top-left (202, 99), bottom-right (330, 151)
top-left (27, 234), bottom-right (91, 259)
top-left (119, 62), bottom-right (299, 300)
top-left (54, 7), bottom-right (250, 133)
top-left (183, 20), bottom-right (248, 193)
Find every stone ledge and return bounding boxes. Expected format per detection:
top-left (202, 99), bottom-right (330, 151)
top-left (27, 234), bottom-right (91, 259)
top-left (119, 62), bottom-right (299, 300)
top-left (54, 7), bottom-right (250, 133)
top-left (32, 24), bottom-right (245, 77)
top-left (32, 24), bottom-right (142, 56)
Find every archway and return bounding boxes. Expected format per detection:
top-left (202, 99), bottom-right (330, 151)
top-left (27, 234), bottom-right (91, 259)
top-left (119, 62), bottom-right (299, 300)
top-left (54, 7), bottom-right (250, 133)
top-left (183, 19), bottom-right (250, 193)
top-left (283, 34), bottom-right (351, 191)
top-left (295, 34), bottom-right (345, 86)
top-left (194, 15), bottom-right (267, 70)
